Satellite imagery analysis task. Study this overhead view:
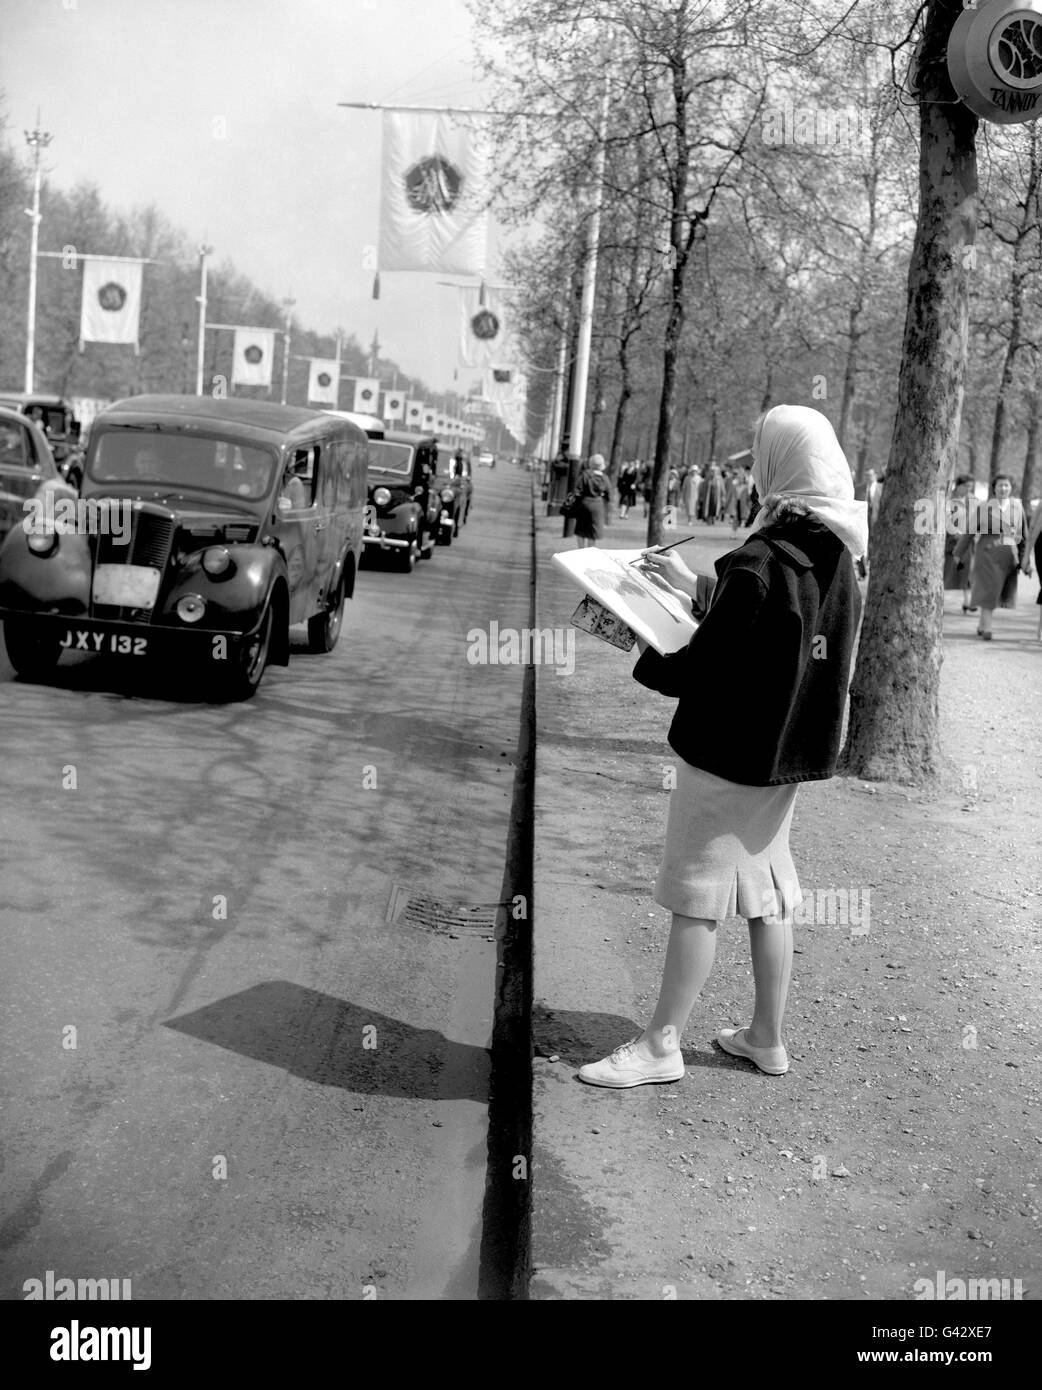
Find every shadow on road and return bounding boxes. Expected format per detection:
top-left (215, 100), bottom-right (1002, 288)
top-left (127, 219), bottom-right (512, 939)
top-left (533, 1004), bottom-right (747, 1073)
top-left (164, 982), bottom-right (489, 1101)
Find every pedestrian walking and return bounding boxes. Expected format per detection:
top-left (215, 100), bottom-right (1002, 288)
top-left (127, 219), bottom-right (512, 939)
top-left (618, 461), bottom-right (638, 518)
top-left (1025, 496), bottom-right (1042, 642)
top-left (681, 466), bottom-right (701, 524)
top-left (955, 474), bottom-right (1028, 640)
top-left (943, 474), bottom-right (975, 612)
top-left (570, 453), bottom-right (612, 549)
top-left (579, 404), bottom-right (866, 1088)
top-left (641, 462), bottom-right (654, 518)
top-left (699, 463), bottom-right (725, 524)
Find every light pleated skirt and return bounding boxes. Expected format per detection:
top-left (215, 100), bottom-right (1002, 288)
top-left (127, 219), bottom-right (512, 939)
top-left (655, 759), bottom-right (802, 923)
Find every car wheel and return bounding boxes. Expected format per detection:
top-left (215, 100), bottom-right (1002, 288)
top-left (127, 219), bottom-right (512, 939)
top-left (224, 601), bottom-right (274, 700)
top-left (307, 569), bottom-right (346, 653)
top-left (3, 620), bottom-right (62, 680)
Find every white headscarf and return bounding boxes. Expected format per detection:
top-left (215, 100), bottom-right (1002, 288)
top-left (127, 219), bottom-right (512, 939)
top-left (750, 405), bottom-right (868, 556)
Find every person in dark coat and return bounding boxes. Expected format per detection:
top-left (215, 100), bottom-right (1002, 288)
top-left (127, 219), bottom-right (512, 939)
top-left (699, 463), bottom-right (725, 523)
top-left (572, 453), bottom-right (612, 548)
top-left (579, 404), bottom-right (867, 1089)
top-left (943, 473), bottom-right (975, 611)
top-left (955, 473), bottom-right (1028, 639)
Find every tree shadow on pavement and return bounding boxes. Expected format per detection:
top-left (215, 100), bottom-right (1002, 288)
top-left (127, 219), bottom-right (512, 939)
top-left (533, 1004), bottom-right (738, 1072)
top-left (164, 982), bottom-right (488, 1101)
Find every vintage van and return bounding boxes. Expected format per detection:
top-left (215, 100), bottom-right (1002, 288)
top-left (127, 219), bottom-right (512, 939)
top-left (0, 395), bottom-right (368, 699)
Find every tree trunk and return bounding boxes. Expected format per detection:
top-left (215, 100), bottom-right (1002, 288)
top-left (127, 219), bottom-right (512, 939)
top-left (609, 380), bottom-right (631, 482)
top-left (840, 0), bottom-right (978, 785)
top-left (1021, 385), bottom-right (1041, 504)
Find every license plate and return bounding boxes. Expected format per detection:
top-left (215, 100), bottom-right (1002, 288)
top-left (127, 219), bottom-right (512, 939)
top-left (60, 629), bottom-right (148, 657)
top-left (92, 563), bottom-right (161, 609)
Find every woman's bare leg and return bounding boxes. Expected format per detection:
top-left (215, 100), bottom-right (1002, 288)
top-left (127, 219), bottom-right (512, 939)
top-left (978, 605), bottom-right (993, 634)
top-left (639, 914), bottom-right (717, 1056)
top-left (745, 914), bottom-right (793, 1049)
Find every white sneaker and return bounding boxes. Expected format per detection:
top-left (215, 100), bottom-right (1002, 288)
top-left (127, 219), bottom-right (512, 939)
top-left (578, 1038), bottom-right (686, 1089)
top-left (715, 1026), bottom-right (789, 1075)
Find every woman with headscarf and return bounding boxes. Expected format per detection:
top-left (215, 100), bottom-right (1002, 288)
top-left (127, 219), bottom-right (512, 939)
top-left (571, 452), bottom-right (612, 549)
top-left (579, 405), bottom-right (866, 1088)
top-left (954, 474), bottom-right (1028, 640)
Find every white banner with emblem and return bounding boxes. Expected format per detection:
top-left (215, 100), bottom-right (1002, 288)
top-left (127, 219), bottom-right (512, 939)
top-left (231, 328), bottom-right (276, 387)
top-left (378, 111), bottom-right (489, 274)
top-left (79, 257), bottom-right (144, 348)
top-left (307, 358), bottom-right (340, 405)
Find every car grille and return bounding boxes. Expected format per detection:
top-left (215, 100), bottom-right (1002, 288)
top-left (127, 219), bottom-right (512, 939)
top-left (91, 510), bottom-right (176, 622)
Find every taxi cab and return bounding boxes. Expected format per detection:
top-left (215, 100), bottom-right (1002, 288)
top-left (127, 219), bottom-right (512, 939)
top-left (0, 395), bottom-right (368, 698)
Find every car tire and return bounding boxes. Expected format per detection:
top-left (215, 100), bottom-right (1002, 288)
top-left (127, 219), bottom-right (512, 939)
top-left (223, 601), bottom-right (274, 700)
top-left (307, 569), bottom-right (346, 653)
top-left (3, 620), bottom-right (62, 680)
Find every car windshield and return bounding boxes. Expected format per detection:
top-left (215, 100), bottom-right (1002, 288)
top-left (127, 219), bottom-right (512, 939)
top-left (88, 428), bottom-right (277, 500)
top-left (368, 441), bottom-right (413, 475)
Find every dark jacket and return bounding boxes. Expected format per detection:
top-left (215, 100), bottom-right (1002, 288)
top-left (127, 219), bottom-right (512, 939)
top-left (633, 515), bottom-right (861, 786)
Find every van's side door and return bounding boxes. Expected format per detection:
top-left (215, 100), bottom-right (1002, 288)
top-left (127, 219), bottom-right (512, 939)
top-left (272, 445), bottom-right (322, 626)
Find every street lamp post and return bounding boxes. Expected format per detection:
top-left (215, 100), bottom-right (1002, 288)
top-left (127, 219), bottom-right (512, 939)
top-left (24, 118), bottom-right (52, 394)
top-left (280, 297), bottom-right (295, 405)
top-left (195, 243), bottom-right (212, 396)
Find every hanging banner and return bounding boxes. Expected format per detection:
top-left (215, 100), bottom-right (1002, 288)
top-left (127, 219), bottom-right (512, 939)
top-left (79, 257), bottom-right (144, 348)
top-left (378, 111), bottom-right (489, 274)
top-left (421, 407), bottom-right (437, 432)
top-left (383, 391), bottom-right (405, 421)
top-left (353, 378), bottom-right (380, 413)
top-left (459, 285), bottom-right (512, 368)
top-left (405, 399), bottom-right (424, 428)
top-left (308, 358), bottom-right (340, 405)
top-left (232, 328), bottom-right (276, 387)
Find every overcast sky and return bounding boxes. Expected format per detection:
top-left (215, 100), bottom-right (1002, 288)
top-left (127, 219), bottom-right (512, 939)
top-left (1, 0), bottom-right (503, 392)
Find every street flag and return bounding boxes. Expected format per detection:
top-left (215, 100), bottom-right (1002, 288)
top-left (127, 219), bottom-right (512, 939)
top-left (353, 377), bottom-right (380, 413)
top-left (79, 257), bottom-right (144, 348)
top-left (421, 407), bottom-right (437, 431)
top-left (459, 284), bottom-right (511, 368)
top-left (308, 358), bottom-right (340, 405)
top-left (231, 328), bottom-right (276, 387)
top-left (436, 414), bottom-right (446, 433)
top-left (383, 391), bottom-right (405, 421)
top-left (405, 399), bottom-right (424, 428)
top-left (378, 111), bottom-right (489, 274)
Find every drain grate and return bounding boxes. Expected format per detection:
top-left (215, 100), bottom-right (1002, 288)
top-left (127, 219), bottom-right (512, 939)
top-left (386, 884), bottom-right (501, 937)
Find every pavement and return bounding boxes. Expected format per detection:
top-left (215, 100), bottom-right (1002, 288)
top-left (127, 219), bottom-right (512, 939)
top-left (528, 497), bottom-right (1042, 1301)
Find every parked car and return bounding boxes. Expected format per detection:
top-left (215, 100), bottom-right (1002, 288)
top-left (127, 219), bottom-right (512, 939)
top-left (0, 395), bottom-right (368, 699)
top-left (0, 405), bottom-right (76, 546)
top-left (477, 450), bottom-right (495, 468)
top-left (0, 391), bottom-right (85, 490)
top-left (434, 447), bottom-right (473, 544)
top-left (362, 431), bottom-right (442, 571)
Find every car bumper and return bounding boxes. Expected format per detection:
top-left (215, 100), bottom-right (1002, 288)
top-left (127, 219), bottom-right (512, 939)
top-left (362, 528), bottom-right (414, 551)
top-left (1, 608), bottom-right (259, 657)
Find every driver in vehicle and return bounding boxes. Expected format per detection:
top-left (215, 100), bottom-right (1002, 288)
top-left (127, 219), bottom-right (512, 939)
top-left (279, 459), bottom-right (307, 509)
top-left (132, 446), bottom-right (165, 480)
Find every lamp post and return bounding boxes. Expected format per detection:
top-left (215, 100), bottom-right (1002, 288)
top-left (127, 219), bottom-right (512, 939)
top-left (195, 243), bottom-right (212, 396)
top-left (280, 297), bottom-right (295, 404)
top-left (24, 118), bottom-right (52, 394)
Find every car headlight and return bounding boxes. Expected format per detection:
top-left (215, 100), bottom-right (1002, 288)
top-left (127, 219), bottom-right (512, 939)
top-left (176, 594), bottom-right (206, 623)
top-left (201, 546), bottom-right (233, 577)
top-left (27, 530), bottom-right (58, 557)
top-left (440, 488), bottom-right (454, 503)
top-left (372, 487), bottom-right (392, 507)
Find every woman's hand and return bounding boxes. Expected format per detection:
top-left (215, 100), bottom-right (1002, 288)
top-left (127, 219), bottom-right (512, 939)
top-left (638, 547), bottom-right (698, 597)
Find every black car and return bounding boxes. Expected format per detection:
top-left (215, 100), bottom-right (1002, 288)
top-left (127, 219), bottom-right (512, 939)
top-left (433, 447), bottom-right (473, 544)
top-left (0, 392), bottom-right (86, 491)
top-left (0, 396), bottom-right (369, 699)
top-left (362, 432), bottom-right (443, 571)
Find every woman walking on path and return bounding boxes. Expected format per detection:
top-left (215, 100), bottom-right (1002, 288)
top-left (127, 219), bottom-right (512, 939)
top-left (1023, 495), bottom-right (1042, 641)
top-left (579, 404), bottom-right (866, 1088)
top-left (699, 463), bottom-right (725, 524)
top-left (681, 466), bottom-right (701, 524)
top-left (571, 453), bottom-right (612, 549)
top-left (943, 474), bottom-right (976, 613)
top-left (956, 474), bottom-right (1028, 640)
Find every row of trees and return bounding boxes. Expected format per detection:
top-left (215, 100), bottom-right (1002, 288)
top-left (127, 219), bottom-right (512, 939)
top-left (474, 0), bottom-right (1041, 783)
top-left (0, 108), bottom-right (445, 414)
top-left (478, 0), bottom-right (1041, 521)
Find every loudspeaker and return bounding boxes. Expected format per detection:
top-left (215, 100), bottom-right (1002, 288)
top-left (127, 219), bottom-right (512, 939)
top-left (947, 0), bottom-right (1042, 123)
